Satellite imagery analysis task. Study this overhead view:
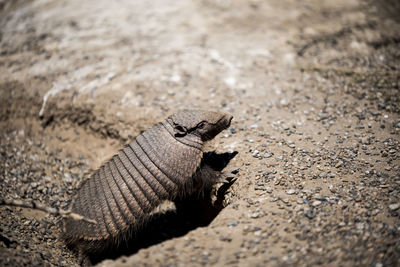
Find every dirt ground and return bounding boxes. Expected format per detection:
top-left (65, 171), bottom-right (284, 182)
top-left (1, 0), bottom-right (399, 266)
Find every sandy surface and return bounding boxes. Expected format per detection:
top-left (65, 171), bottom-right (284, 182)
top-left (0, 0), bottom-right (399, 266)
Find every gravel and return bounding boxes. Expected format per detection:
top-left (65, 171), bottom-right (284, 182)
top-left (1, 0), bottom-right (400, 266)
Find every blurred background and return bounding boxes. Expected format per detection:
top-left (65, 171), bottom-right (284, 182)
top-left (0, 0), bottom-right (399, 266)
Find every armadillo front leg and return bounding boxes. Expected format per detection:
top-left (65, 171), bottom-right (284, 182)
top-left (185, 164), bottom-right (221, 196)
top-left (174, 163), bottom-right (222, 223)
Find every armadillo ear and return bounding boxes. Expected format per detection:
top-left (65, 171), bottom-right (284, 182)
top-left (173, 124), bottom-right (187, 137)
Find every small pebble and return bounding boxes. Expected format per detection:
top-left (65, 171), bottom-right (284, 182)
top-left (312, 200), bottom-right (322, 207)
top-left (286, 189), bottom-right (296, 195)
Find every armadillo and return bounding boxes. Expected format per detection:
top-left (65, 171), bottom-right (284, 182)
top-left (62, 110), bottom-right (233, 256)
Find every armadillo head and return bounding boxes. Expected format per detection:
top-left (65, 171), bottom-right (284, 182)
top-left (168, 110), bottom-right (233, 142)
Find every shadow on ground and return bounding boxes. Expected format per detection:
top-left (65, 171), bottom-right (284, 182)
top-left (90, 151), bottom-right (238, 265)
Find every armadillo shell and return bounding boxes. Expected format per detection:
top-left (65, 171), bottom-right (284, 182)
top-left (62, 122), bottom-right (203, 249)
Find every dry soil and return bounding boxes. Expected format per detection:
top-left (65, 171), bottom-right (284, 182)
top-left (0, 0), bottom-right (399, 266)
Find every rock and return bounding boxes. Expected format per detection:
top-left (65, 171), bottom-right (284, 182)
top-left (286, 189), bottom-right (296, 195)
top-left (312, 200), bottom-right (322, 207)
top-left (252, 149), bottom-right (259, 158)
top-left (228, 221), bottom-right (238, 227)
top-left (263, 153), bottom-right (273, 158)
top-left (250, 212), bottom-right (259, 218)
top-left (219, 236), bottom-right (232, 242)
top-left (388, 204), bottom-right (400, 211)
top-left (304, 212), bottom-right (316, 219)
top-left (63, 173), bottom-right (73, 184)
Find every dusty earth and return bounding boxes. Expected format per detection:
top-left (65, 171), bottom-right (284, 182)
top-left (1, 0), bottom-right (400, 266)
